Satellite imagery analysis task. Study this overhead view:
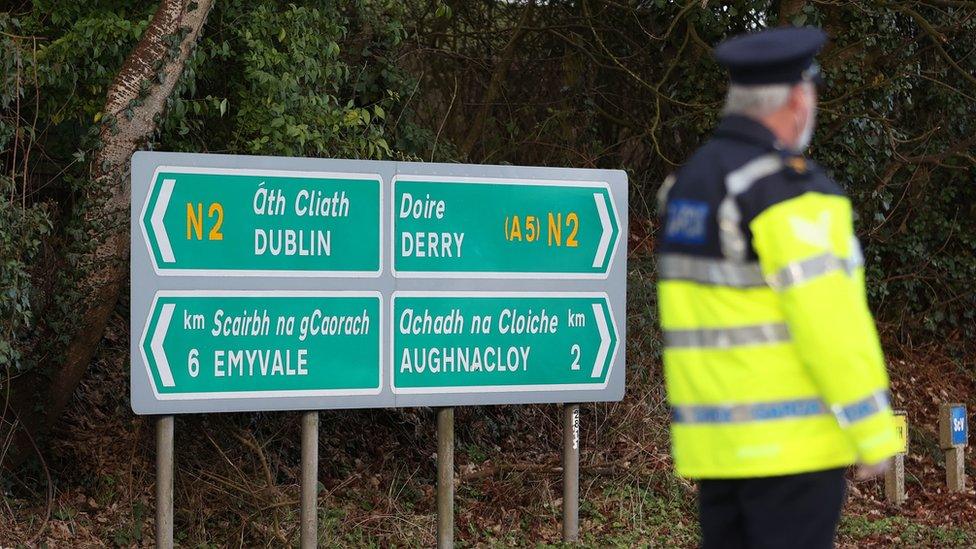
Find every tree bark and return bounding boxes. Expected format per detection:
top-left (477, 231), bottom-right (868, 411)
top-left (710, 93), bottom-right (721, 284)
top-left (2, 0), bottom-right (214, 469)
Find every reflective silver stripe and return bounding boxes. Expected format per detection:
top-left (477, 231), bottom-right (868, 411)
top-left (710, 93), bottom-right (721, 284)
top-left (718, 155), bottom-right (783, 261)
top-left (848, 236), bottom-right (864, 270)
top-left (671, 390), bottom-right (890, 426)
top-left (664, 323), bottom-right (791, 349)
top-left (658, 254), bottom-right (766, 287)
top-left (769, 248), bottom-right (867, 290)
top-left (770, 252), bottom-right (847, 289)
top-left (672, 397), bottom-right (828, 424)
top-left (831, 390), bottom-right (890, 428)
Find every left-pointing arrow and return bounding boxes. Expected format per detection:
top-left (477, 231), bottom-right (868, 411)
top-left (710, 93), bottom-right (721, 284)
top-left (152, 178), bottom-right (176, 263)
top-left (151, 303), bottom-right (176, 387)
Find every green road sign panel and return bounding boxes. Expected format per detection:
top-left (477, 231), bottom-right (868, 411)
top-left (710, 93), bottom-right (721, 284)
top-left (392, 176), bottom-right (620, 278)
top-left (131, 152), bottom-right (628, 413)
top-left (391, 293), bottom-right (618, 393)
top-left (139, 292), bottom-right (382, 399)
top-left (140, 167), bottom-right (382, 276)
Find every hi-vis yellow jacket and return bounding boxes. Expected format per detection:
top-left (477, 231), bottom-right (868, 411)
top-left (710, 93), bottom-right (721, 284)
top-left (656, 115), bottom-right (900, 479)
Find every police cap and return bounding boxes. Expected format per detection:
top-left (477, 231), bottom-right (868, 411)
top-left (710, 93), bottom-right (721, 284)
top-left (714, 27), bottom-right (826, 86)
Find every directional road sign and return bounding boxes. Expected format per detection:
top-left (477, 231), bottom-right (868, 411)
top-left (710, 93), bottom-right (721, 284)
top-left (392, 176), bottom-right (620, 278)
top-left (139, 291), bottom-right (382, 400)
top-left (140, 166), bottom-right (381, 276)
top-left (131, 152), bottom-right (627, 414)
top-left (391, 293), bottom-right (618, 393)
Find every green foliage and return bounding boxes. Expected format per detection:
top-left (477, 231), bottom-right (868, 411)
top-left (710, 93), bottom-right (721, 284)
top-left (0, 177), bottom-right (50, 370)
top-left (0, 0), bottom-right (437, 377)
top-left (157, 0), bottom-right (433, 160)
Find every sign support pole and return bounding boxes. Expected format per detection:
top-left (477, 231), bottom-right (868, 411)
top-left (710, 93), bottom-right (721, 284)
top-left (156, 415), bottom-right (174, 549)
top-left (562, 404), bottom-right (580, 543)
top-left (301, 411), bottom-right (319, 548)
top-left (437, 407), bottom-right (454, 549)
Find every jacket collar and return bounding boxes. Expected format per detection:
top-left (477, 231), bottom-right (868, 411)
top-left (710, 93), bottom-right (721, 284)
top-left (714, 115), bottom-right (782, 150)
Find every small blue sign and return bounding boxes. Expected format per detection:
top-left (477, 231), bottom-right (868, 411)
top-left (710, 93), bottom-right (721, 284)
top-left (951, 405), bottom-right (968, 446)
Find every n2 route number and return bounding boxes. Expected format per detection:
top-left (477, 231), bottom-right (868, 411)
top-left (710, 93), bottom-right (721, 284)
top-left (504, 212), bottom-right (579, 247)
top-left (570, 344), bottom-right (581, 370)
top-left (186, 201), bottom-right (224, 241)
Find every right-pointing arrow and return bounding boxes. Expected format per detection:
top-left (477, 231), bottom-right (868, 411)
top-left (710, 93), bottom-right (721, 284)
top-left (152, 178), bottom-right (176, 263)
top-left (591, 302), bottom-right (610, 378)
top-left (151, 303), bottom-right (177, 387)
top-left (592, 192), bottom-right (612, 269)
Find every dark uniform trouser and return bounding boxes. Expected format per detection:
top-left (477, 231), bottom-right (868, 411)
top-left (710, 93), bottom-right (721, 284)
top-left (699, 467), bottom-right (847, 549)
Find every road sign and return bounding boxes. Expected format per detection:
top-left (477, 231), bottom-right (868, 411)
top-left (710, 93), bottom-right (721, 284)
top-left (131, 152), bottom-right (628, 414)
top-left (139, 291), bottom-right (382, 399)
top-left (391, 293), bottom-right (618, 393)
top-left (140, 166), bottom-right (382, 276)
top-left (392, 176), bottom-right (620, 278)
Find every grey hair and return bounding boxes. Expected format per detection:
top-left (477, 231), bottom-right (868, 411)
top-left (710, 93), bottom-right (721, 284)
top-left (722, 84), bottom-right (793, 117)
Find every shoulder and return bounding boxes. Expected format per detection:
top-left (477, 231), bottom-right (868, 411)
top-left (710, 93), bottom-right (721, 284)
top-left (737, 153), bottom-right (846, 222)
top-left (667, 136), bottom-right (774, 201)
top-left (658, 138), bottom-right (770, 256)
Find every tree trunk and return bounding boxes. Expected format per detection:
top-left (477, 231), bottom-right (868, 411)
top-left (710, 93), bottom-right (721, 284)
top-left (459, 1), bottom-right (535, 160)
top-left (1, 0), bottom-right (214, 469)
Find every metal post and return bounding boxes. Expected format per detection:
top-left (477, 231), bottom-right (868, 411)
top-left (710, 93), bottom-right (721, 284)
top-left (562, 404), bottom-right (580, 543)
top-left (437, 407), bottom-right (454, 549)
top-left (156, 415), bottom-right (174, 549)
top-left (301, 411), bottom-right (319, 549)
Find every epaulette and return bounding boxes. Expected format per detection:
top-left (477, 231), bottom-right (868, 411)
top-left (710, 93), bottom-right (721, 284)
top-left (781, 152), bottom-right (812, 180)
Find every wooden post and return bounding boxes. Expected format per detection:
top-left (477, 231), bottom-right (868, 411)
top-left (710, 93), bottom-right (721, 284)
top-left (300, 411), bottom-right (319, 548)
top-left (437, 407), bottom-right (454, 549)
top-left (939, 403), bottom-right (967, 492)
top-left (156, 416), bottom-right (174, 549)
top-left (884, 411), bottom-right (907, 505)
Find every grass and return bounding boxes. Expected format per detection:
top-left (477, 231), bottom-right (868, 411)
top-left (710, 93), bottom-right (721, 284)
top-left (839, 515), bottom-right (974, 548)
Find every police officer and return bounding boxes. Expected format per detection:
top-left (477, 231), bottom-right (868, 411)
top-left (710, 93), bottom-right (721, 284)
top-left (656, 27), bottom-right (900, 549)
